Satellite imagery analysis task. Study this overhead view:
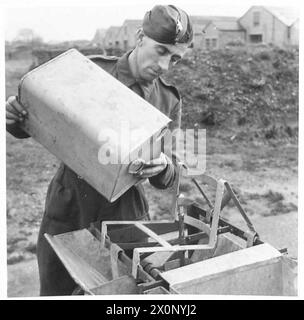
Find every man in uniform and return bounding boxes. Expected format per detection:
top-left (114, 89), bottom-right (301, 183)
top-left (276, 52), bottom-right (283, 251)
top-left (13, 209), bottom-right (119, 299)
top-left (6, 4), bottom-right (193, 295)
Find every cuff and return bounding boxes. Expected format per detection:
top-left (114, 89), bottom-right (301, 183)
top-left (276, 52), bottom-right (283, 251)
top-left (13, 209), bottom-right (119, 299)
top-left (6, 123), bottom-right (30, 139)
top-left (148, 155), bottom-right (176, 189)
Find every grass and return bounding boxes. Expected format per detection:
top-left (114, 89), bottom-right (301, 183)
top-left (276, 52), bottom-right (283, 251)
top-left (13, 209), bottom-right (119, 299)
top-left (263, 190), bottom-right (284, 203)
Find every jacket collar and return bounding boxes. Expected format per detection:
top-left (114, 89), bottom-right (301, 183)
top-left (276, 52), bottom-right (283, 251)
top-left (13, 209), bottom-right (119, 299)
top-left (116, 50), bottom-right (138, 87)
top-left (116, 50), bottom-right (155, 98)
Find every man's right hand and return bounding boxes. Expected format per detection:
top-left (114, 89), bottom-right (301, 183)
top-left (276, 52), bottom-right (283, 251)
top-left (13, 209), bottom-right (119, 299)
top-left (6, 96), bottom-right (28, 125)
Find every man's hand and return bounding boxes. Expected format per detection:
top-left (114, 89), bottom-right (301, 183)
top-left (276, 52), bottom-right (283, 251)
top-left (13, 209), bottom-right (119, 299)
top-left (130, 153), bottom-right (168, 179)
top-left (6, 96), bottom-right (28, 125)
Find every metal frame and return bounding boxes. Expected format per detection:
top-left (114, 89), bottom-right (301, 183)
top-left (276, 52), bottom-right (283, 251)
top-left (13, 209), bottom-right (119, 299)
top-left (100, 164), bottom-right (261, 280)
top-left (100, 174), bottom-right (227, 279)
top-left (101, 219), bottom-right (216, 279)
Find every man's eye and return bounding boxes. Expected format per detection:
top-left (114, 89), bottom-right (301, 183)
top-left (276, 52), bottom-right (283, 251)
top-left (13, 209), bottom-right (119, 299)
top-left (171, 56), bottom-right (181, 65)
top-left (157, 47), bottom-right (167, 55)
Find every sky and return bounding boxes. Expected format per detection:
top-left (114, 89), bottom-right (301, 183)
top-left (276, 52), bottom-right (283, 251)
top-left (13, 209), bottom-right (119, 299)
top-left (2, 0), bottom-right (302, 42)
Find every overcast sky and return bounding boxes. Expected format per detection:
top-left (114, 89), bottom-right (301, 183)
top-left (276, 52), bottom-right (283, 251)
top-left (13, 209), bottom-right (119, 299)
top-left (2, 0), bottom-right (302, 42)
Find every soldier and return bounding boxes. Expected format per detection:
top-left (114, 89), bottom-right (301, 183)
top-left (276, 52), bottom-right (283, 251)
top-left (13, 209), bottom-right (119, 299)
top-left (6, 4), bottom-right (193, 295)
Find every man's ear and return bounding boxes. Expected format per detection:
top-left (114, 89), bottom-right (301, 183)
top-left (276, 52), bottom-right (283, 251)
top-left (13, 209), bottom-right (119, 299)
top-left (136, 28), bottom-right (145, 45)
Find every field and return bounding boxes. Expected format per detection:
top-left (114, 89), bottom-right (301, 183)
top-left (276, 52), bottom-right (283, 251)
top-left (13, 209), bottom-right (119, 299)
top-left (6, 46), bottom-right (298, 296)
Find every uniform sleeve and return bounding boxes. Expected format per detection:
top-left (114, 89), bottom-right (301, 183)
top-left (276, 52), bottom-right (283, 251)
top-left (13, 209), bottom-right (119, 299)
top-left (168, 99), bottom-right (182, 132)
top-left (6, 123), bottom-right (30, 139)
top-left (148, 99), bottom-right (182, 189)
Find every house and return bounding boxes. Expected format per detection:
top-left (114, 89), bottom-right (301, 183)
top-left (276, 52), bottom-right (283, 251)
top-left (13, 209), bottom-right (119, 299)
top-left (103, 20), bottom-right (141, 52)
top-left (190, 16), bottom-right (244, 48)
top-left (92, 28), bottom-right (107, 48)
top-left (115, 19), bottom-right (142, 51)
top-left (238, 6), bottom-right (299, 47)
top-left (202, 18), bottom-right (245, 50)
top-left (190, 16), bottom-right (211, 48)
top-left (103, 26), bottom-right (121, 50)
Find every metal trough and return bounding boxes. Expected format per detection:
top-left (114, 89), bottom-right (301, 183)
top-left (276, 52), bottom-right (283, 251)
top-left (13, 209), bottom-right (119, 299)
top-left (45, 203), bottom-right (297, 296)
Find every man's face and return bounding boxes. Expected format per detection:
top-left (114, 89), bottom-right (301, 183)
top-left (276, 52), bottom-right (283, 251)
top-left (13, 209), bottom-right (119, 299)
top-left (135, 35), bottom-right (189, 81)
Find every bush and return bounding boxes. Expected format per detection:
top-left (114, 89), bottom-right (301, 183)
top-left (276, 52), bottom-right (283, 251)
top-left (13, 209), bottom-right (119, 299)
top-left (226, 39), bottom-right (245, 47)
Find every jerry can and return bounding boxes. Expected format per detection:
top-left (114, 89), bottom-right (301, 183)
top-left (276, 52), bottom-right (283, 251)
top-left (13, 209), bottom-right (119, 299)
top-left (18, 49), bottom-right (171, 202)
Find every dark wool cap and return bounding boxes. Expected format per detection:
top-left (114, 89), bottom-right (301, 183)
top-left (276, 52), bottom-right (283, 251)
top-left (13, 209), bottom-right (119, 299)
top-left (142, 4), bottom-right (193, 45)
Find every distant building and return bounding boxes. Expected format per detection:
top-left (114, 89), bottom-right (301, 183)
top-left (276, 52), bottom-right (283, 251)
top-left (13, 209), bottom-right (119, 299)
top-left (190, 16), bottom-right (210, 48)
top-left (5, 42), bottom-right (33, 60)
top-left (238, 6), bottom-right (299, 47)
top-left (115, 19), bottom-right (142, 51)
top-left (13, 28), bottom-right (43, 44)
top-left (202, 19), bottom-right (245, 50)
top-left (104, 26), bottom-right (121, 50)
top-left (92, 28), bottom-right (107, 48)
top-left (32, 46), bottom-right (104, 68)
top-left (190, 16), bottom-right (243, 48)
top-left (98, 6), bottom-right (299, 54)
top-left (60, 39), bottom-right (93, 48)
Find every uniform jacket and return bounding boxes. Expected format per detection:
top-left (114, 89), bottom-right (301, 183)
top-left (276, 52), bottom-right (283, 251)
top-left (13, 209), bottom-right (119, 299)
top-left (7, 50), bottom-right (182, 295)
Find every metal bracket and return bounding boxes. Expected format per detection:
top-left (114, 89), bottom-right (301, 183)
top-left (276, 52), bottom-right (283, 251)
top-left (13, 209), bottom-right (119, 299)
top-left (170, 162), bottom-right (184, 218)
top-left (110, 243), bottom-right (123, 279)
top-left (246, 231), bottom-right (257, 247)
top-left (186, 170), bottom-right (260, 245)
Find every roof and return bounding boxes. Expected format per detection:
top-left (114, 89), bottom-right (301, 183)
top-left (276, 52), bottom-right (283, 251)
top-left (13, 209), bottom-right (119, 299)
top-left (239, 6), bottom-right (299, 27)
top-left (94, 28), bottom-right (106, 36)
top-left (92, 28), bottom-right (106, 42)
top-left (190, 16), bottom-right (241, 34)
top-left (105, 26), bottom-right (121, 39)
top-left (193, 24), bottom-right (208, 34)
top-left (116, 19), bottom-right (141, 39)
top-left (206, 20), bottom-right (244, 31)
top-left (190, 15), bottom-right (238, 25)
top-left (122, 19), bottom-right (142, 27)
top-left (264, 6), bottom-right (299, 26)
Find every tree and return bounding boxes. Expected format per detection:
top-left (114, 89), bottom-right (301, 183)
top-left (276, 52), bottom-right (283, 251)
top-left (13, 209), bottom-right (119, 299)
top-left (14, 28), bottom-right (43, 46)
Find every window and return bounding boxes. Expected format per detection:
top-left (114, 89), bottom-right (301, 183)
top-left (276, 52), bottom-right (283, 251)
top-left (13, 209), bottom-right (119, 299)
top-left (287, 27), bottom-right (291, 39)
top-left (205, 38), bottom-right (210, 49)
top-left (206, 38), bottom-right (217, 49)
top-left (253, 11), bottom-right (260, 26)
top-left (250, 34), bottom-right (262, 43)
top-left (124, 40), bottom-right (128, 50)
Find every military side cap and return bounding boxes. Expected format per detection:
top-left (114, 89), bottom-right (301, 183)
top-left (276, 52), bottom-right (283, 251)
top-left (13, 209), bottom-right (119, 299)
top-left (142, 4), bottom-right (193, 45)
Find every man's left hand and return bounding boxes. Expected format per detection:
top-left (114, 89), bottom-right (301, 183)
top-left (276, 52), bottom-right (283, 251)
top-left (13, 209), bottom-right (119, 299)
top-left (134, 153), bottom-right (168, 179)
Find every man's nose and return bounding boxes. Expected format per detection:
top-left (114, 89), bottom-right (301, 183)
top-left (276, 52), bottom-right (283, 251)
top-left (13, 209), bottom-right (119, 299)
top-left (158, 56), bottom-right (171, 72)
